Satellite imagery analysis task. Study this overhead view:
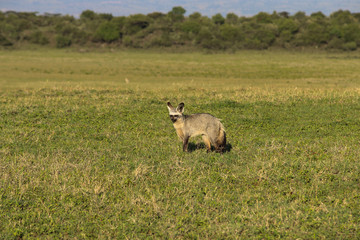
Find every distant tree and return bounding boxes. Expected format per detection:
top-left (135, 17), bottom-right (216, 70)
top-left (330, 10), bottom-right (354, 25)
top-left (181, 20), bottom-right (201, 34)
top-left (254, 25), bottom-right (277, 48)
top-left (293, 11), bottom-right (307, 22)
top-left (255, 12), bottom-right (273, 23)
top-left (342, 23), bottom-right (360, 43)
top-left (327, 37), bottom-right (345, 49)
top-left (28, 31), bottom-right (49, 45)
top-left (274, 18), bottom-right (299, 45)
top-left (279, 11), bottom-right (290, 18)
top-left (124, 14), bottom-right (150, 35)
top-left (189, 12), bottom-right (202, 20)
top-left (1, 8), bottom-right (360, 50)
top-left (57, 24), bottom-right (77, 36)
top-left (303, 22), bottom-right (330, 45)
top-left (80, 10), bottom-right (101, 33)
top-left (220, 24), bottom-right (241, 42)
top-left (72, 30), bottom-right (90, 44)
top-left (1, 22), bottom-right (20, 41)
top-left (80, 10), bottom-right (97, 20)
top-left (147, 12), bottom-right (165, 20)
top-left (241, 21), bottom-right (276, 49)
top-left (226, 13), bottom-right (238, 25)
top-left (212, 13), bottom-right (225, 25)
top-left (99, 13), bottom-right (113, 21)
top-left (94, 22), bottom-right (119, 42)
top-left (0, 11), bottom-right (5, 21)
top-left (0, 34), bottom-right (12, 46)
top-left (111, 16), bottom-right (126, 37)
top-left (277, 18), bottom-right (299, 33)
top-left (196, 27), bottom-right (212, 44)
top-left (168, 6), bottom-right (186, 22)
top-left (311, 11), bottom-right (326, 19)
top-left (353, 13), bottom-right (360, 22)
top-left (149, 32), bottom-right (172, 47)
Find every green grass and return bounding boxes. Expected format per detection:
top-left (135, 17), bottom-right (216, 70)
top-left (1, 49), bottom-right (360, 239)
top-left (1, 49), bottom-right (360, 90)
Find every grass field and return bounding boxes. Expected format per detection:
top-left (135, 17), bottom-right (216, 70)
top-left (1, 49), bottom-right (360, 239)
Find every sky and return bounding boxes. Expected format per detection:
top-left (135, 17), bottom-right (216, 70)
top-left (1, 0), bottom-right (360, 17)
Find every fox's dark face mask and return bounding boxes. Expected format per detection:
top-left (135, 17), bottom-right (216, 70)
top-left (170, 114), bottom-right (180, 123)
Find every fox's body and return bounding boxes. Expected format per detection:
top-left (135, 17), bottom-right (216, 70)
top-left (167, 102), bottom-right (226, 153)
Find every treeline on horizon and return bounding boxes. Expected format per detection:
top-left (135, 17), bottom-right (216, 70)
top-left (1, 7), bottom-right (360, 51)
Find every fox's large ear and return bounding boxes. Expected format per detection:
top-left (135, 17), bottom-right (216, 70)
top-left (167, 102), bottom-right (174, 112)
top-left (177, 102), bottom-right (185, 113)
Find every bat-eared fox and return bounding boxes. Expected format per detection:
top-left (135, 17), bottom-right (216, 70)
top-left (167, 102), bottom-right (226, 153)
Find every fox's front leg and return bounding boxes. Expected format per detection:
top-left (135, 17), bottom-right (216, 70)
top-left (183, 135), bottom-right (190, 152)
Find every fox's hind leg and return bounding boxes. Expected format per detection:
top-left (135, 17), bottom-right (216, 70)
top-left (202, 135), bottom-right (212, 152)
top-left (215, 131), bottom-right (226, 153)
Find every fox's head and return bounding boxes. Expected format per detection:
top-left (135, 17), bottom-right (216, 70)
top-left (167, 102), bottom-right (184, 123)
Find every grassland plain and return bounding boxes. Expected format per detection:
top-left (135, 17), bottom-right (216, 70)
top-left (1, 49), bottom-right (360, 239)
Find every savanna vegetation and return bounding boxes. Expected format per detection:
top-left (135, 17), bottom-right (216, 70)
top-left (1, 7), bottom-right (360, 50)
top-left (1, 49), bottom-right (360, 238)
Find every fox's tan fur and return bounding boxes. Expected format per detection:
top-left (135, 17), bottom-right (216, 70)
top-left (167, 102), bottom-right (226, 153)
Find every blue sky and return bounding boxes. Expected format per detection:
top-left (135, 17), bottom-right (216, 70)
top-left (1, 0), bottom-right (360, 17)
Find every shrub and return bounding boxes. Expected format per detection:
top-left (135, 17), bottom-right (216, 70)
top-left (72, 30), bottom-right (90, 44)
top-left (196, 27), bottom-right (213, 44)
top-left (111, 16), bottom-right (126, 33)
top-left (149, 33), bottom-right (172, 47)
top-left (254, 25), bottom-right (277, 47)
top-left (277, 18), bottom-right (299, 34)
top-left (342, 23), bottom-right (360, 43)
top-left (58, 25), bottom-right (78, 36)
top-left (201, 38), bottom-right (223, 49)
top-left (342, 41), bottom-right (357, 51)
top-left (279, 30), bottom-right (293, 43)
top-left (219, 25), bottom-right (242, 42)
top-left (244, 38), bottom-right (265, 49)
top-left (56, 35), bottom-right (72, 48)
top-left (181, 21), bottom-right (201, 34)
top-left (122, 36), bottom-right (132, 47)
top-left (94, 22), bottom-right (119, 42)
top-left (303, 22), bottom-right (330, 45)
top-left (327, 37), bottom-right (344, 49)
top-left (29, 31), bottom-right (49, 45)
top-left (1, 23), bottom-right (20, 41)
top-left (0, 34), bottom-right (12, 46)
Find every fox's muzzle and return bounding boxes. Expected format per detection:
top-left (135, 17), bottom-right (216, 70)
top-left (170, 115), bottom-right (179, 123)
